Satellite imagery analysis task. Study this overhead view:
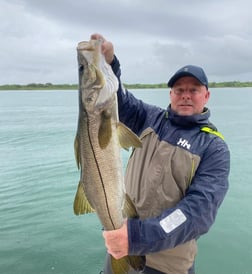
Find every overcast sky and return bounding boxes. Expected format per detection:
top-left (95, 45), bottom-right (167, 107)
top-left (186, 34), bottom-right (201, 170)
top-left (1, 0), bottom-right (252, 85)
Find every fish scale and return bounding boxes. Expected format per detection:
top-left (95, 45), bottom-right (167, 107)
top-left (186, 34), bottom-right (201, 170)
top-left (79, 110), bottom-right (124, 229)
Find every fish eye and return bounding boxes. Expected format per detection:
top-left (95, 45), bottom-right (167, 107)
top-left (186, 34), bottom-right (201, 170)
top-left (79, 65), bottom-right (84, 73)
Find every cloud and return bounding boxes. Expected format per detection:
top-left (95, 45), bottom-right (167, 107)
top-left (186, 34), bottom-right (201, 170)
top-left (1, 0), bottom-right (252, 84)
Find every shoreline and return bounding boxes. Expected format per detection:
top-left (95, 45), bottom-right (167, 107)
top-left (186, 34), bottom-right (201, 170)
top-left (1, 81), bottom-right (252, 90)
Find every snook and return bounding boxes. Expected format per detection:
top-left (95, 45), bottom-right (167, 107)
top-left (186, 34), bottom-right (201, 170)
top-left (73, 39), bottom-right (145, 274)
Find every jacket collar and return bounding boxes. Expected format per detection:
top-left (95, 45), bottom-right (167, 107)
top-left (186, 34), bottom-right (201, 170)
top-left (167, 105), bottom-right (210, 128)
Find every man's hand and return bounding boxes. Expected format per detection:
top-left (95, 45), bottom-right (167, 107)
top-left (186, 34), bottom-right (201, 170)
top-left (102, 221), bottom-right (129, 259)
top-left (91, 33), bottom-right (114, 64)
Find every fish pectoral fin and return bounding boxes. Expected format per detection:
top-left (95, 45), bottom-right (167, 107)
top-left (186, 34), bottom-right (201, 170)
top-left (111, 255), bottom-right (145, 274)
top-left (117, 122), bottom-right (142, 150)
top-left (73, 182), bottom-right (95, 215)
top-left (123, 193), bottom-right (138, 218)
top-left (74, 135), bottom-right (80, 169)
top-left (98, 110), bottom-right (112, 149)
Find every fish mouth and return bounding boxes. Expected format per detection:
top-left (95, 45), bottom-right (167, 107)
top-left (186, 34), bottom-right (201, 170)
top-left (77, 39), bottom-right (104, 53)
top-left (77, 40), bottom-right (96, 51)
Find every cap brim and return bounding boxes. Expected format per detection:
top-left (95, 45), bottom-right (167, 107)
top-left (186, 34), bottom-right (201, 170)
top-left (168, 71), bottom-right (202, 87)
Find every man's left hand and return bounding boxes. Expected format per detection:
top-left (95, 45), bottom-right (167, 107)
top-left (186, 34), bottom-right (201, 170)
top-left (103, 221), bottom-right (129, 259)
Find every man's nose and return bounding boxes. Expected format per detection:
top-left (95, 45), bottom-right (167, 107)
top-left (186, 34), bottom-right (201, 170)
top-left (181, 89), bottom-right (192, 98)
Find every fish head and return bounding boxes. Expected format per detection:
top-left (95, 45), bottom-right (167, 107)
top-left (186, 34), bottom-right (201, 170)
top-left (77, 39), bottom-right (105, 111)
top-left (77, 39), bottom-right (118, 113)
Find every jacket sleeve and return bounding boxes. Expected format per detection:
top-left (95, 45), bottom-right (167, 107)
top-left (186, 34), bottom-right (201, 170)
top-left (110, 56), bottom-right (157, 135)
top-left (111, 56), bottom-right (146, 134)
top-left (127, 137), bottom-right (230, 255)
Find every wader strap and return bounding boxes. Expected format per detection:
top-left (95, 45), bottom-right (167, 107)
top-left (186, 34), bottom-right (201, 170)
top-left (201, 126), bottom-right (225, 140)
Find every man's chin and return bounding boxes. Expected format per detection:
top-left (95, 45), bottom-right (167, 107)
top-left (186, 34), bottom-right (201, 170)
top-left (177, 106), bottom-right (194, 116)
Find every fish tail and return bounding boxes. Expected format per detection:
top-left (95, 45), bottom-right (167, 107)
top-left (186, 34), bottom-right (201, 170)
top-left (127, 255), bottom-right (146, 272)
top-left (110, 255), bottom-right (145, 274)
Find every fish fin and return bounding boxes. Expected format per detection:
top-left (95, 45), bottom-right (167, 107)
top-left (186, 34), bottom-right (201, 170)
top-left (117, 122), bottom-right (142, 150)
top-left (123, 193), bottom-right (138, 218)
top-left (73, 182), bottom-right (95, 215)
top-left (127, 255), bottom-right (146, 272)
top-left (74, 135), bottom-right (80, 169)
top-left (111, 255), bottom-right (145, 274)
top-left (98, 110), bottom-right (112, 149)
top-left (111, 256), bottom-right (129, 274)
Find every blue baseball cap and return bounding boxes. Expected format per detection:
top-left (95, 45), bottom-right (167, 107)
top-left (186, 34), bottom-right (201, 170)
top-left (167, 65), bottom-right (208, 89)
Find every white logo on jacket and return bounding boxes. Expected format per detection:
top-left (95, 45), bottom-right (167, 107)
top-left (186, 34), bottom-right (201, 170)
top-left (177, 138), bottom-right (191, 150)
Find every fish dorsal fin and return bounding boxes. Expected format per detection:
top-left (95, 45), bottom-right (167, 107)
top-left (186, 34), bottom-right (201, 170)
top-left (98, 110), bottom-right (112, 149)
top-left (73, 182), bottom-right (95, 215)
top-left (117, 122), bottom-right (142, 150)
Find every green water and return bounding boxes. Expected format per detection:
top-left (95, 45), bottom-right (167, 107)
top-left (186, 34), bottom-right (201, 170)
top-left (0, 88), bottom-right (251, 274)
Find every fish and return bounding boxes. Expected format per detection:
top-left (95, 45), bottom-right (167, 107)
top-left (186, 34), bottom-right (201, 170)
top-left (73, 38), bottom-right (145, 274)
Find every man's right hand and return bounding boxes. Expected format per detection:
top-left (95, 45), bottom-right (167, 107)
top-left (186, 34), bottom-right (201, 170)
top-left (90, 33), bottom-right (115, 65)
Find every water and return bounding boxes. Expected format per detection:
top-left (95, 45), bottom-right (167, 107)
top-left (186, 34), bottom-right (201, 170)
top-left (0, 88), bottom-right (251, 274)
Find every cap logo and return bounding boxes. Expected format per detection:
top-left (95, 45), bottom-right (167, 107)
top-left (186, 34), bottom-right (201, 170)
top-left (184, 67), bottom-right (189, 71)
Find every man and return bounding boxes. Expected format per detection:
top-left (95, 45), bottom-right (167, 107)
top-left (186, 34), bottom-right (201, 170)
top-left (91, 34), bottom-right (230, 274)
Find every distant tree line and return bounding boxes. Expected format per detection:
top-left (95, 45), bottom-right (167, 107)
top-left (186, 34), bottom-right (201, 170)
top-left (124, 81), bottom-right (252, 89)
top-left (209, 81), bottom-right (252, 88)
top-left (0, 83), bottom-right (78, 90)
top-left (1, 81), bottom-right (252, 90)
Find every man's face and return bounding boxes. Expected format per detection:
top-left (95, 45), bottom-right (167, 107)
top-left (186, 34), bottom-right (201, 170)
top-left (170, 76), bottom-right (210, 116)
